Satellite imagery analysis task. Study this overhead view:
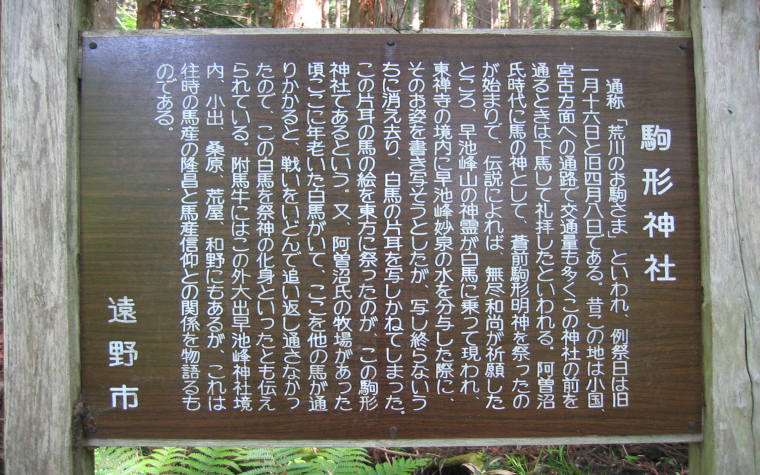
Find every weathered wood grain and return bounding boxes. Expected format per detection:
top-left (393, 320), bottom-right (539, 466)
top-left (79, 33), bottom-right (702, 443)
top-left (80, 27), bottom-right (692, 37)
top-left (87, 433), bottom-right (703, 447)
top-left (1, 1), bottom-right (94, 473)
top-left (689, 0), bottom-right (760, 473)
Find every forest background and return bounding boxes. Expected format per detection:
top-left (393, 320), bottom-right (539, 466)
top-left (105, 0), bottom-right (691, 33)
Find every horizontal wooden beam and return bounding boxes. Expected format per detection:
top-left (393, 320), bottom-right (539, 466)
top-left (87, 433), bottom-right (703, 448)
top-left (82, 27), bottom-right (691, 37)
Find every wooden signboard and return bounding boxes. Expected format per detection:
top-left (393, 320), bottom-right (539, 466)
top-left (80, 32), bottom-right (702, 442)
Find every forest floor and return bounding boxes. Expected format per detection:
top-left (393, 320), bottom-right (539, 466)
top-left (370, 444), bottom-right (689, 474)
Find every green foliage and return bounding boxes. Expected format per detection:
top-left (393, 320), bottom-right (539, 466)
top-left (95, 446), bottom-right (432, 475)
top-left (162, 0), bottom-right (269, 28)
top-left (309, 447), bottom-right (372, 475)
top-left (357, 456), bottom-right (431, 475)
top-left (540, 446), bottom-right (588, 475)
top-left (176, 447), bottom-right (242, 475)
top-left (133, 447), bottom-right (190, 474)
top-left (94, 446), bottom-right (146, 475)
top-left (236, 447), bottom-right (314, 475)
top-left (115, 0), bottom-right (137, 30)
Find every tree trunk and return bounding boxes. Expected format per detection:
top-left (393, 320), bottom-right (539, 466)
top-left (673, 0), bottom-right (689, 30)
top-left (549, 0), bottom-right (561, 28)
top-left (94, 0), bottom-right (118, 29)
top-left (456, 0), bottom-right (468, 26)
top-left (491, 0), bottom-right (501, 28)
top-left (336, 0), bottom-right (342, 27)
top-left (589, 0), bottom-right (598, 28)
top-left (522, 0), bottom-right (532, 28)
top-left (273, 0), bottom-right (322, 27)
top-left (473, 0), bottom-right (492, 27)
top-left (137, 0), bottom-right (163, 29)
top-left (508, 0), bottom-right (518, 27)
top-left (423, 0), bottom-right (454, 27)
top-left (411, 0), bottom-right (421, 29)
top-left (348, 0), bottom-right (401, 27)
top-left (322, 0), bottom-right (331, 27)
top-left (620, 0), bottom-right (667, 30)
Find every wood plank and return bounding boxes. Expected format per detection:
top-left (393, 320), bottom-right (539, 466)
top-left (79, 32), bottom-right (702, 443)
top-left (1, 1), bottom-right (94, 473)
top-left (86, 433), bottom-right (703, 447)
top-left (689, 0), bottom-right (760, 473)
top-left (80, 27), bottom-right (692, 37)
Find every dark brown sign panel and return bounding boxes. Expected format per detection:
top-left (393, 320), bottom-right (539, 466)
top-left (80, 33), bottom-right (701, 441)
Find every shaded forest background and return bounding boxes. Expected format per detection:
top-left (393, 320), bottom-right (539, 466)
top-left (93, 0), bottom-right (691, 32)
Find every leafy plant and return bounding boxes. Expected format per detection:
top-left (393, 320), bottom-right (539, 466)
top-left (94, 446), bottom-right (146, 475)
top-left (95, 446), bottom-right (432, 475)
top-left (358, 456), bottom-right (431, 475)
top-left (175, 447), bottom-right (242, 475)
top-left (236, 447), bottom-right (314, 475)
top-left (309, 447), bottom-right (372, 475)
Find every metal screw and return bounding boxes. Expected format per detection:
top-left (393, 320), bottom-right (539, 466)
top-left (89, 42), bottom-right (97, 49)
top-left (389, 426), bottom-right (398, 438)
top-left (687, 421), bottom-right (697, 430)
top-left (679, 42), bottom-right (688, 50)
top-left (387, 38), bottom-right (396, 46)
top-left (86, 426), bottom-right (98, 435)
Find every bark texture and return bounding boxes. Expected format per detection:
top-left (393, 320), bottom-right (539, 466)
top-left (94, 0), bottom-right (117, 29)
top-left (472, 0), bottom-right (492, 28)
top-left (272, 0), bottom-right (322, 27)
top-left (348, 0), bottom-right (402, 28)
top-left (137, 0), bottom-right (163, 29)
top-left (423, 0), bottom-right (455, 27)
top-left (620, 0), bottom-right (666, 30)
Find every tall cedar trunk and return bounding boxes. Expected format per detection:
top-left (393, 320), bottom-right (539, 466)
top-left (672, 0), bottom-right (689, 30)
top-left (322, 0), bottom-right (330, 27)
top-left (523, 0), bottom-right (532, 28)
top-left (549, 0), bottom-right (561, 28)
top-left (94, 0), bottom-right (118, 29)
top-left (272, 0), bottom-right (322, 27)
top-left (620, 0), bottom-right (666, 30)
top-left (455, 0), bottom-right (467, 26)
top-left (491, 0), bottom-right (500, 28)
top-left (336, 0), bottom-right (342, 27)
top-left (348, 0), bottom-right (401, 27)
top-left (411, 0), bottom-right (421, 29)
top-left (473, 0), bottom-right (492, 27)
top-left (137, 0), bottom-right (163, 29)
top-left (423, 0), bottom-right (454, 27)
top-left (508, 0), bottom-right (518, 27)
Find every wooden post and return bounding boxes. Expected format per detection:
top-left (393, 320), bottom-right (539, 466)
top-left (1, 1), bottom-right (94, 473)
top-left (690, 0), bottom-right (760, 473)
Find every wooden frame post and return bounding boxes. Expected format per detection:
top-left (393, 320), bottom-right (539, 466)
top-left (1, 1), bottom-right (93, 473)
top-left (690, 0), bottom-right (760, 473)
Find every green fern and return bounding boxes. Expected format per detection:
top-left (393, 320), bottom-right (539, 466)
top-left (357, 456), bottom-right (431, 475)
top-left (310, 447), bottom-right (371, 475)
top-left (236, 447), bottom-right (314, 475)
top-left (94, 446), bottom-right (146, 475)
top-left (131, 447), bottom-right (190, 474)
top-left (174, 447), bottom-right (242, 475)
